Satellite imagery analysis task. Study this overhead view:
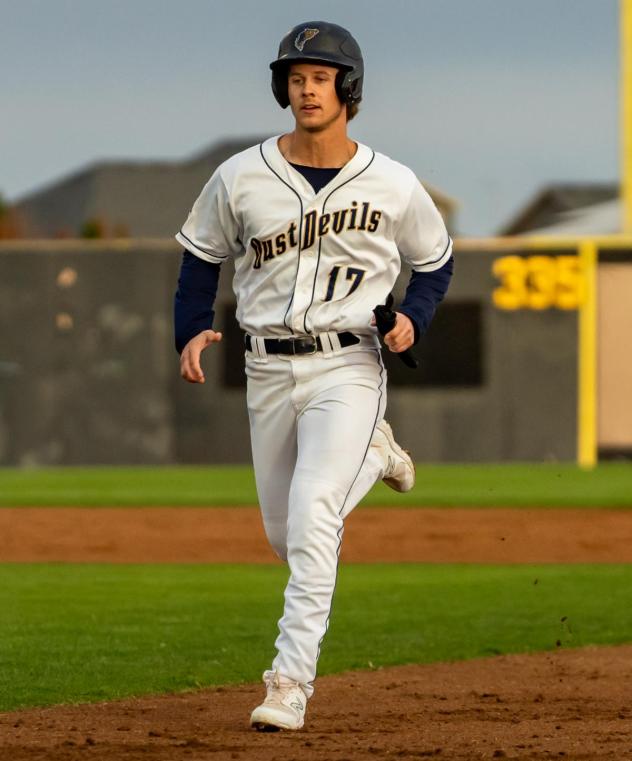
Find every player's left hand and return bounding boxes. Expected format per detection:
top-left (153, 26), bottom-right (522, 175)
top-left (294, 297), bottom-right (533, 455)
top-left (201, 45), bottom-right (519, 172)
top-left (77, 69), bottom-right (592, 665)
top-left (384, 312), bottom-right (415, 353)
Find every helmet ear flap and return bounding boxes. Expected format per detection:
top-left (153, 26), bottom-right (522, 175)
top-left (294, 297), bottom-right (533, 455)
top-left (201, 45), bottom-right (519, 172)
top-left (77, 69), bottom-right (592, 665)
top-left (336, 69), bottom-right (361, 104)
top-left (335, 69), bottom-right (347, 103)
top-left (271, 67), bottom-right (290, 108)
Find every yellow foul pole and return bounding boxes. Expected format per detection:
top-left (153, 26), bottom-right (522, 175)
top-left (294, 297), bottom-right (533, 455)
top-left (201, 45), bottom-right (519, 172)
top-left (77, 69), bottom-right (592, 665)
top-left (623, 0), bottom-right (632, 232)
top-left (577, 241), bottom-right (598, 469)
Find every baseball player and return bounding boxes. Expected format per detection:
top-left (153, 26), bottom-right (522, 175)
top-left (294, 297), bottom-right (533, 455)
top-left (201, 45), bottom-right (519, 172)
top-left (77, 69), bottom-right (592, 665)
top-left (174, 21), bottom-right (453, 731)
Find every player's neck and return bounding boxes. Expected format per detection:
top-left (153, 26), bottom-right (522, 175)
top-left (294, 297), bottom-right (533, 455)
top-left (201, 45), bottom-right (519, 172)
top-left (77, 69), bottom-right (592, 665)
top-left (280, 127), bottom-right (356, 169)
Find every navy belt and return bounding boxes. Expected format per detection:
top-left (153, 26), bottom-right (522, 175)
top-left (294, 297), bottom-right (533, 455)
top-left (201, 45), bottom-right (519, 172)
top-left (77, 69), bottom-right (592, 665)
top-left (245, 332), bottom-right (360, 355)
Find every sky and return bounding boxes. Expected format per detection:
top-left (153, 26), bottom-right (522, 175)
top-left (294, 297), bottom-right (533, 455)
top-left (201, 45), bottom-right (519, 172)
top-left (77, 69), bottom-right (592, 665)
top-left (0, 0), bottom-right (620, 235)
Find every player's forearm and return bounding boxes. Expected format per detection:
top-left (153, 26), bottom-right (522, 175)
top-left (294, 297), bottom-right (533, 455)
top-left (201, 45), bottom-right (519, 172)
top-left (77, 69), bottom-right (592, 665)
top-left (398, 255), bottom-right (454, 344)
top-left (174, 250), bottom-right (221, 354)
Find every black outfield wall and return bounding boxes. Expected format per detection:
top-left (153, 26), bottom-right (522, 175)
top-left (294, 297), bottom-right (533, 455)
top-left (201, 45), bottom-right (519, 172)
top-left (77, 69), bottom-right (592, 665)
top-left (0, 241), bottom-right (577, 465)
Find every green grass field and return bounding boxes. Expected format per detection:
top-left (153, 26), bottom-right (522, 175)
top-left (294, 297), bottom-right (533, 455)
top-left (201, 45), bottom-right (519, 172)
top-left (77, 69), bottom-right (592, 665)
top-left (2, 464), bottom-right (631, 713)
top-left (1, 563), bottom-right (631, 712)
top-left (1, 462), bottom-right (631, 507)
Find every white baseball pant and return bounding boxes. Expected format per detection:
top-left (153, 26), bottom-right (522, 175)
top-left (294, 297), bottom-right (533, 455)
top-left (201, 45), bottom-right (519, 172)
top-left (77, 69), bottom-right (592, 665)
top-left (245, 338), bottom-right (387, 698)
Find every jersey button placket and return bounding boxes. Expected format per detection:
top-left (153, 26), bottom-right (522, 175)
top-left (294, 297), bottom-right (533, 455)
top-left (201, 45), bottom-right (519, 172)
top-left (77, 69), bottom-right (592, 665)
top-left (290, 201), bottom-right (318, 335)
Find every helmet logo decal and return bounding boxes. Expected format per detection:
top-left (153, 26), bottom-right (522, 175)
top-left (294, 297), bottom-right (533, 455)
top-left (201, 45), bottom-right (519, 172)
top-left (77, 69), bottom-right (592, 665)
top-left (294, 28), bottom-right (319, 52)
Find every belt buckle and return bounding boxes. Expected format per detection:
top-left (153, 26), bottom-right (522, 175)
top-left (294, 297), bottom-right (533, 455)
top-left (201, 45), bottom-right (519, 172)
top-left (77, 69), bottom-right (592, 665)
top-left (292, 336), bottom-right (317, 355)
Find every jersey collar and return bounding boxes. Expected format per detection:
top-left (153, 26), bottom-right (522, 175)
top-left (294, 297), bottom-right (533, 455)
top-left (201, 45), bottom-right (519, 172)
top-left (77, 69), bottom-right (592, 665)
top-left (261, 135), bottom-right (374, 201)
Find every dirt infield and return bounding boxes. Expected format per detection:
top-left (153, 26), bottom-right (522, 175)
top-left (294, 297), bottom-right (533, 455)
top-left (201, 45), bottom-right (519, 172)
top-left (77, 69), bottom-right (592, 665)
top-left (3, 506), bottom-right (632, 562)
top-left (3, 646), bottom-right (632, 761)
top-left (3, 506), bottom-right (632, 759)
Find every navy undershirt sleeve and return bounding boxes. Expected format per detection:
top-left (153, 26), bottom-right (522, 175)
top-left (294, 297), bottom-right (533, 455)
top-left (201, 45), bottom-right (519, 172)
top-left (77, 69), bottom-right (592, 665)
top-left (174, 250), bottom-right (221, 354)
top-left (398, 256), bottom-right (454, 344)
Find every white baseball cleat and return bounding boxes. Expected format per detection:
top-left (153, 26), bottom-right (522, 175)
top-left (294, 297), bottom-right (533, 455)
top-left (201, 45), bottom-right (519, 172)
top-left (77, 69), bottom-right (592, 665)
top-left (250, 670), bottom-right (307, 731)
top-left (372, 419), bottom-right (416, 493)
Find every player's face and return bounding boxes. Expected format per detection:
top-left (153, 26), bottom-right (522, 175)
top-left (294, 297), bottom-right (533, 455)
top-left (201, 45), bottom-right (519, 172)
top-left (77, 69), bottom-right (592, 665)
top-left (287, 63), bottom-right (345, 133)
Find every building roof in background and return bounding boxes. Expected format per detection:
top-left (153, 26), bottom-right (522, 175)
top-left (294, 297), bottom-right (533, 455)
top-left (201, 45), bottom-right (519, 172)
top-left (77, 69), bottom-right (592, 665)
top-left (13, 137), bottom-right (265, 239)
top-left (520, 199), bottom-right (621, 236)
top-left (11, 138), bottom-right (457, 239)
top-left (499, 183), bottom-right (620, 236)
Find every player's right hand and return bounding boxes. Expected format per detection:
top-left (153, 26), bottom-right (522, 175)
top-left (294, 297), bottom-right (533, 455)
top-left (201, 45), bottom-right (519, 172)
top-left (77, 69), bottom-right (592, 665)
top-left (180, 329), bottom-right (223, 384)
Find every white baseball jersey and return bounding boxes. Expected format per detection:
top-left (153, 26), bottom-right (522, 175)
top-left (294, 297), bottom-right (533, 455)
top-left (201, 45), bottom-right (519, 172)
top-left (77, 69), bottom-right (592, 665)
top-left (175, 135), bottom-right (452, 338)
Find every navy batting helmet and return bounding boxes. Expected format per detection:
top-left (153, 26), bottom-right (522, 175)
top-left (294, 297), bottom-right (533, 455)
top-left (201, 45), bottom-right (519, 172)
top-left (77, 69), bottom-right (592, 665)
top-left (270, 21), bottom-right (364, 109)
